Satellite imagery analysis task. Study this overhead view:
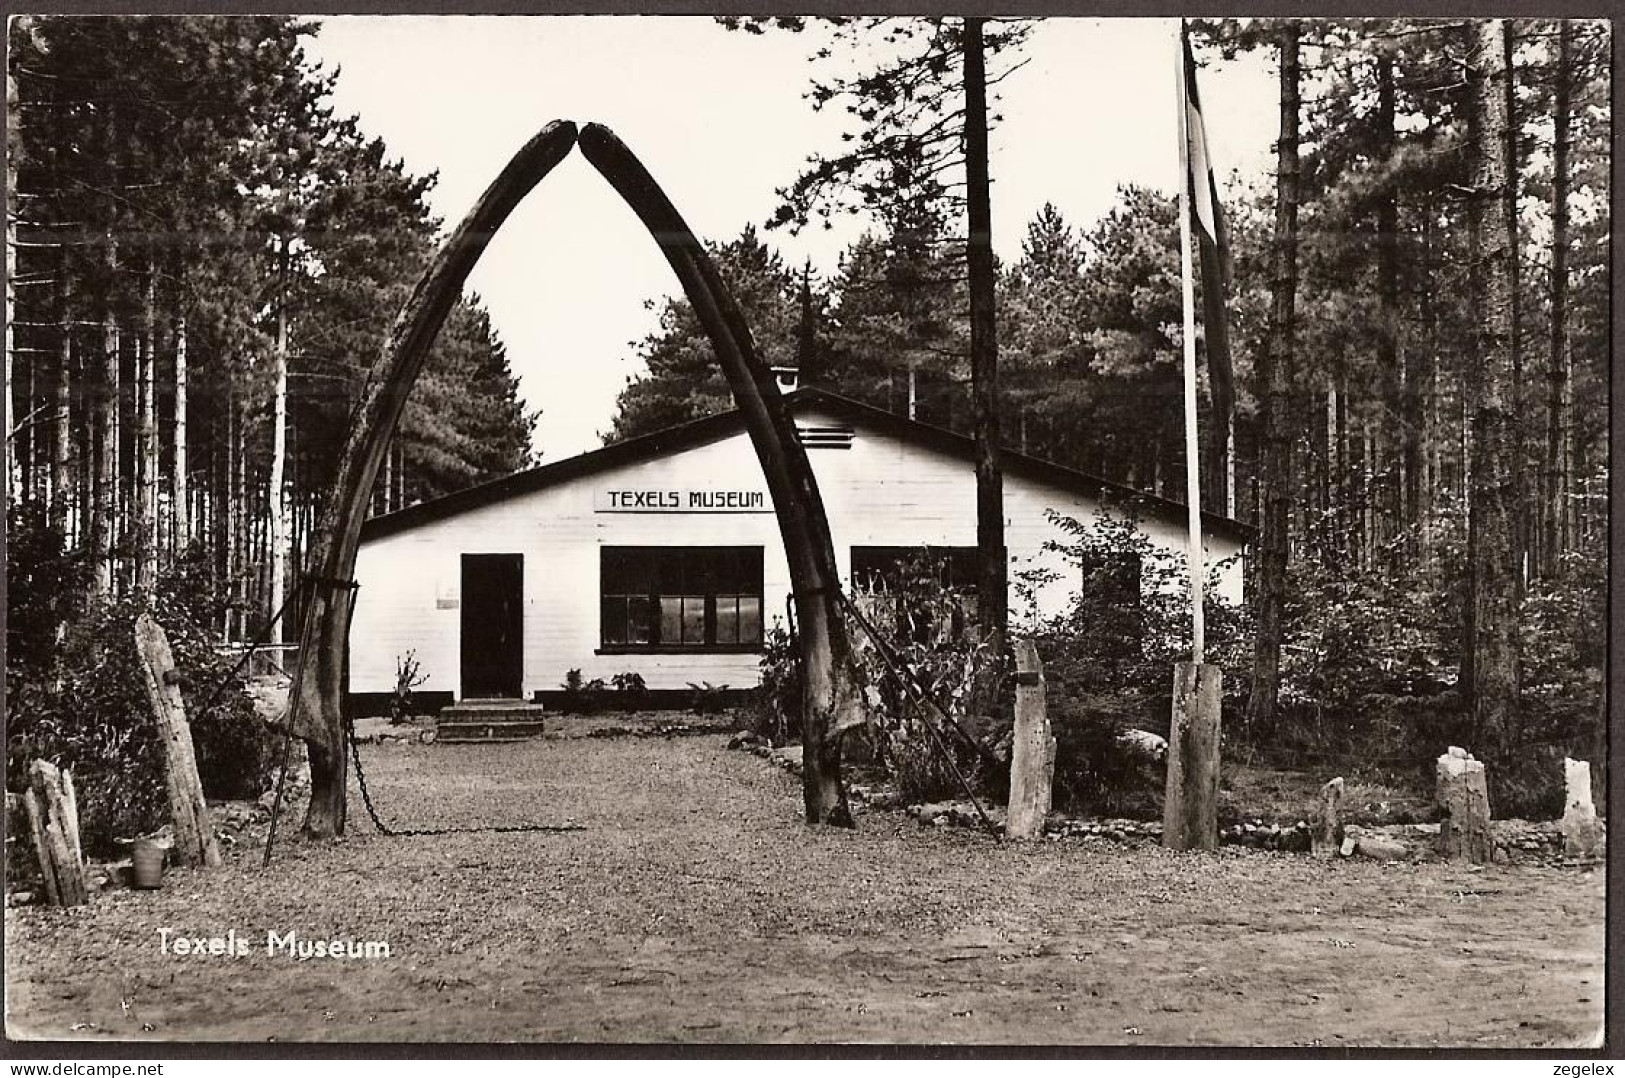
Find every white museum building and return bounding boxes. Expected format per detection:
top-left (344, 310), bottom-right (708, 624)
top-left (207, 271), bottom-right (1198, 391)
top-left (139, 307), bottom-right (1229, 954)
top-left (345, 385), bottom-right (1250, 713)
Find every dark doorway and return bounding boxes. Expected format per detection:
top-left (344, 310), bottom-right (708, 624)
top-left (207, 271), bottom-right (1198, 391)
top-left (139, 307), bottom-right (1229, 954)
top-left (460, 554), bottom-right (524, 699)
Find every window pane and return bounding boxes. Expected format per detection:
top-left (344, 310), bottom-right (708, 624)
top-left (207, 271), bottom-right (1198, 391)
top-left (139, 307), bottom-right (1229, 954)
top-left (738, 595), bottom-right (761, 644)
top-left (660, 596), bottom-right (682, 645)
top-left (601, 596), bottom-right (627, 646)
top-left (715, 596), bottom-right (739, 644)
top-left (682, 595), bottom-right (706, 645)
top-left (851, 546), bottom-right (978, 595)
top-left (627, 596), bottom-right (653, 645)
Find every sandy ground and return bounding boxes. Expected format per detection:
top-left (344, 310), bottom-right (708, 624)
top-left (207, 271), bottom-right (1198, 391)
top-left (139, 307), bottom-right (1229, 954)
top-left (5, 720), bottom-right (1605, 1047)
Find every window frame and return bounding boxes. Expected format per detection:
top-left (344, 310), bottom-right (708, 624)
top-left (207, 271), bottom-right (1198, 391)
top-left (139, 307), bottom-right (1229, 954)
top-left (596, 546), bottom-right (765, 655)
top-left (849, 545), bottom-right (979, 645)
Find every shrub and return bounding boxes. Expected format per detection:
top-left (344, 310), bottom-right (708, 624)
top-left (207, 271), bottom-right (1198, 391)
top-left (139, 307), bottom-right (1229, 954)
top-left (610, 670), bottom-right (648, 710)
top-left (6, 531), bottom-right (276, 855)
top-left (1018, 506), bottom-right (1243, 818)
top-left (1048, 692), bottom-right (1161, 819)
top-left (687, 681), bottom-right (730, 715)
top-left (559, 668), bottom-right (608, 714)
top-left (886, 716), bottom-right (986, 805)
top-left (845, 551), bottom-right (1009, 800)
top-left (389, 652), bottom-right (429, 724)
top-left (747, 621), bottom-right (802, 743)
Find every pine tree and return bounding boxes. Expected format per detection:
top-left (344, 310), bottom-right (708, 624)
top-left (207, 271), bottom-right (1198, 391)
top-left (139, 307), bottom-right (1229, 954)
top-left (608, 227), bottom-right (806, 442)
top-left (1245, 21), bottom-right (1300, 738)
top-left (1463, 19), bottom-right (1522, 749)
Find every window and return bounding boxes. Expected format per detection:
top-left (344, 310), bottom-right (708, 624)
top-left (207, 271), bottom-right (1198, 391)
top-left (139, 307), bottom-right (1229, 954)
top-left (1078, 549), bottom-right (1141, 608)
top-left (850, 545), bottom-right (978, 644)
top-left (1077, 548), bottom-right (1145, 648)
top-left (600, 547), bottom-right (763, 651)
top-left (850, 546), bottom-right (979, 595)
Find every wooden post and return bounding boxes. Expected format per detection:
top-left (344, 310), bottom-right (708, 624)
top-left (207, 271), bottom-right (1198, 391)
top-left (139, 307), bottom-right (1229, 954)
top-left (20, 788), bottom-right (59, 906)
top-left (1162, 662), bottom-right (1221, 851)
top-left (24, 760), bottom-right (88, 906)
top-left (135, 612), bottom-right (222, 868)
top-left (1435, 746), bottom-right (1492, 863)
top-left (1312, 776), bottom-right (1344, 859)
top-left (1005, 638), bottom-right (1055, 840)
top-left (1561, 757), bottom-right (1602, 859)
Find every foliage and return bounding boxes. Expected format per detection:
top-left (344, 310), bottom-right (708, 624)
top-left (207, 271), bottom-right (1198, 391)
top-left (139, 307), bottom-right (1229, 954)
top-left (720, 16), bottom-right (1030, 236)
top-left (559, 669), bottom-right (608, 715)
top-left (747, 622), bottom-right (803, 744)
top-left (7, 14), bottom-right (538, 641)
top-left (687, 682), bottom-right (731, 715)
top-left (4, 503), bottom-right (86, 693)
top-left (1015, 508), bottom-right (1247, 817)
top-left (1019, 507), bottom-right (1250, 711)
top-left (606, 227), bottom-right (808, 442)
top-left (610, 671), bottom-right (649, 710)
top-left (6, 526), bottom-right (275, 855)
top-left (1048, 694), bottom-right (1161, 819)
top-left (389, 652), bottom-right (429, 725)
top-left (846, 550), bottom-right (1005, 801)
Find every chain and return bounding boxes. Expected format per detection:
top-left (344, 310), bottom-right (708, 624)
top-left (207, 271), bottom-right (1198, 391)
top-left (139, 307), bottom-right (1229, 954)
top-left (834, 589), bottom-right (1003, 839)
top-left (344, 715), bottom-right (584, 838)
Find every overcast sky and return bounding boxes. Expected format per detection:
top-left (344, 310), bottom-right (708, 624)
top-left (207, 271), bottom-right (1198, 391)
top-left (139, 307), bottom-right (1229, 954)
top-left (305, 16), bottom-right (1278, 462)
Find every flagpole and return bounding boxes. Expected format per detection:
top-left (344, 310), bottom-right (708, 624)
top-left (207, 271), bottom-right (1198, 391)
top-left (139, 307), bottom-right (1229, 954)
top-left (1174, 19), bottom-right (1206, 665)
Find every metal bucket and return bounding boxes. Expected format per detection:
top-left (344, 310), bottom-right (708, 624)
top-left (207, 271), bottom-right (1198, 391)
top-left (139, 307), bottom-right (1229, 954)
top-left (131, 838), bottom-right (165, 889)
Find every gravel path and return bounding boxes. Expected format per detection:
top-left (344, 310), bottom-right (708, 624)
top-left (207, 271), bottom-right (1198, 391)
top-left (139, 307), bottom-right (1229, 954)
top-left (6, 722), bottom-right (1605, 1046)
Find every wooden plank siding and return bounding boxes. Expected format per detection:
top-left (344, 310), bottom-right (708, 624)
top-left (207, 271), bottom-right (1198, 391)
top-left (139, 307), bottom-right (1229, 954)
top-left (349, 403), bottom-right (1247, 698)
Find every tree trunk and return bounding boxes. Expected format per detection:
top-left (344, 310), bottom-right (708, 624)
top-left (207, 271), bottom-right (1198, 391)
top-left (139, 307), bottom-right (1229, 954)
top-left (91, 238), bottom-right (119, 601)
top-left (964, 17), bottom-right (1008, 672)
top-left (1421, 210), bottom-right (1441, 551)
top-left (1503, 25), bottom-right (1527, 583)
top-left (1225, 413), bottom-right (1236, 518)
top-left (225, 389), bottom-right (240, 640)
top-left (135, 267), bottom-right (158, 602)
top-left (51, 277), bottom-right (73, 541)
top-left (1464, 20), bottom-right (1522, 751)
top-left (269, 241), bottom-right (290, 645)
top-left (1403, 206), bottom-right (1433, 554)
top-left (1542, 21), bottom-right (1572, 578)
top-left (581, 123), bottom-right (865, 827)
top-left (1375, 52), bottom-right (1404, 563)
top-left (4, 58), bottom-right (17, 503)
top-left (379, 439), bottom-right (393, 515)
top-left (172, 313), bottom-right (189, 551)
top-left (1245, 21), bottom-right (1299, 739)
top-left (1362, 418), bottom-right (1375, 567)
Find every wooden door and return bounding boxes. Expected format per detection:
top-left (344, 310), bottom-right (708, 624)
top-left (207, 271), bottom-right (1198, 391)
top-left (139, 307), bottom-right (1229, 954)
top-left (460, 553), bottom-right (523, 698)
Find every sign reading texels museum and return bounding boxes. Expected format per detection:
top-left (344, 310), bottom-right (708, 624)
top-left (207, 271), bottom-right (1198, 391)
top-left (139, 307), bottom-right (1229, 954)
top-left (594, 489), bottom-right (771, 513)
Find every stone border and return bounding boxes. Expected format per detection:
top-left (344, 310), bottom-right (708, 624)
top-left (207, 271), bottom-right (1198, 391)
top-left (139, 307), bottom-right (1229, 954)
top-left (723, 732), bottom-right (1606, 866)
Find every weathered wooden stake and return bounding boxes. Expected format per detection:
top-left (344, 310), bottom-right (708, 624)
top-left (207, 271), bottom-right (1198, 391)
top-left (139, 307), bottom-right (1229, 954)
top-left (24, 760), bottom-right (88, 906)
top-left (1005, 639), bottom-right (1055, 840)
top-left (20, 788), bottom-right (59, 906)
top-left (1561, 757), bottom-right (1602, 859)
top-left (135, 612), bottom-right (222, 868)
top-left (1312, 776), bottom-right (1344, 859)
top-left (1435, 746), bottom-right (1492, 863)
top-left (1162, 662), bottom-right (1221, 851)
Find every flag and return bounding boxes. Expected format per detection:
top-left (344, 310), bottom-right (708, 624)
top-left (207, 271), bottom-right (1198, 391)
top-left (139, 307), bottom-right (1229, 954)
top-left (1179, 21), bottom-right (1235, 450)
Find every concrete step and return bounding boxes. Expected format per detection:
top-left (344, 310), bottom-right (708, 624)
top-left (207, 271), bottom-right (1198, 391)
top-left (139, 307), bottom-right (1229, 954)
top-left (439, 699), bottom-right (547, 723)
top-left (436, 718), bottom-right (547, 743)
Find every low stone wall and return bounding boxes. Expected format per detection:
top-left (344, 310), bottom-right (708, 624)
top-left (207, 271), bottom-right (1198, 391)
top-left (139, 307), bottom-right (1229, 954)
top-left (723, 733), bottom-right (1606, 866)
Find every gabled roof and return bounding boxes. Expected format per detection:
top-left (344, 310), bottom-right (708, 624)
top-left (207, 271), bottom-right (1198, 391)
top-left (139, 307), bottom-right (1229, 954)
top-left (360, 387), bottom-right (1255, 544)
